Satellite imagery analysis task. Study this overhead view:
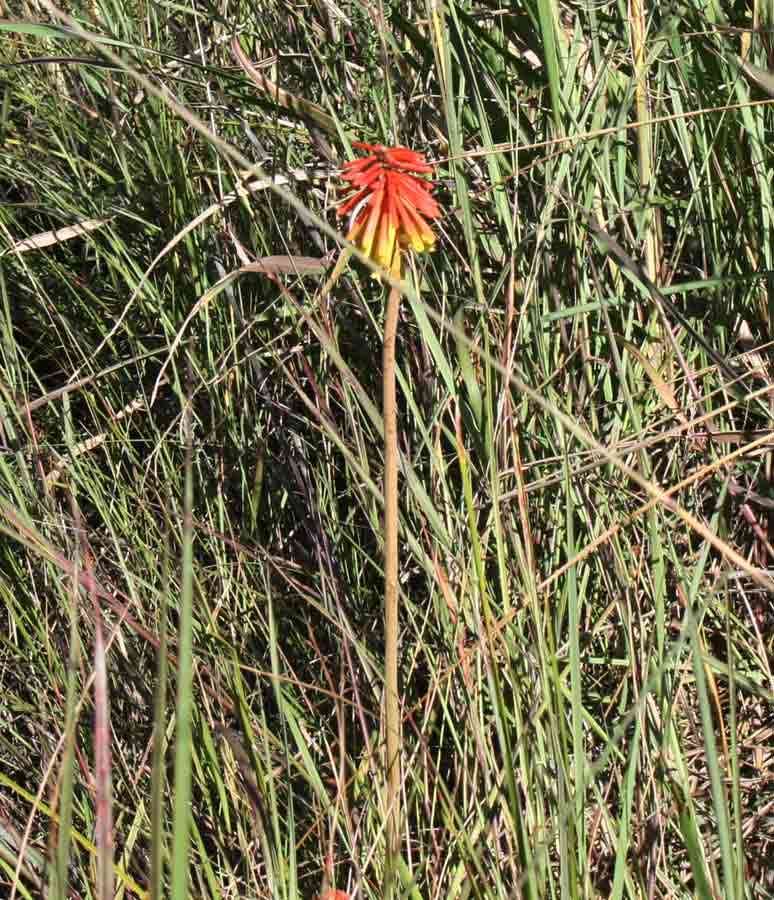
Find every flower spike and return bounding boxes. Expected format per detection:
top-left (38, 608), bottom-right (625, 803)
top-left (337, 143), bottom-right (440, 280)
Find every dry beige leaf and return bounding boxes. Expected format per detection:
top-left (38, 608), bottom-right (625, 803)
top-left (2, 217), bottom-right (113, 256)
top-left (241, 256), bottom-right (329, 275)
top-left (618, 336), bottom-right (688, 425)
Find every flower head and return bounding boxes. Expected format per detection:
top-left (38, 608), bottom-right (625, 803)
top-left (337, 142), bottom-right (440, 280)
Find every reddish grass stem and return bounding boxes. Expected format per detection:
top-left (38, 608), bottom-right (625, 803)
top-left (382, 284), bottom-right (401, 898)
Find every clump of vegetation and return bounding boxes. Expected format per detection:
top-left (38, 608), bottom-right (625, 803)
top-left (2, 2), bottom-right (774, 898)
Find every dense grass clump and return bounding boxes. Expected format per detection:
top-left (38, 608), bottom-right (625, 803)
top-left (2, 2), bottom-right (774, 898)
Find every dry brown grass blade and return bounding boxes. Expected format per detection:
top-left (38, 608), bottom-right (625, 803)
top-left (240, 256), bottom-right (330, 275)
top-left (1, 217), bottom-right (113, 255)
top-left (617, 337), bottom-right (688, 424)
top-left (230, 36), bottom-right (339, 140)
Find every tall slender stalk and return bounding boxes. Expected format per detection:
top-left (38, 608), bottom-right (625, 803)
top-left (382, 284), bottom-right (402, 899)
top-left (630, 0), bottom-right (660, 283)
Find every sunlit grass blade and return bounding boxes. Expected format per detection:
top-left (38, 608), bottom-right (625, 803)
top-left (150, 533), bottom-right (171, 900)
top-left (170, 395), bottom-right (196, 900)
top-left (47, 571), bottom-right (80, 900)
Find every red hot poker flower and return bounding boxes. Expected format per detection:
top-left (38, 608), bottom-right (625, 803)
top-left (337, 142), bottom-right (440, 280)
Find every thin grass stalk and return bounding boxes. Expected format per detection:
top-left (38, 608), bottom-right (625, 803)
top-left (535, 0), bottom-right (563, 132)
top-left (726, 593), bottom-right (745, 900)
top-left (170, 385), bottom-right (195, 900)
top-left (47, 582), bottom-right (80, 900)
top-left (150, 532), bottom-right (170, 900)
top-left (266, 575), bottom-right (299, 900)
top-left (562, 428), bottom-right (584, 894)
top-left (684, 481), bottom-right (738, 896)
top-left (382, 284), bottom-right (401, 899)
top-left (609, 713), bottom-right (642, 899)
top-left (630, 0), bottom-right (660, 283)
top-left (455, 405), bottom-right (538, 898)
top-left (90, 558), bottom-right (113, 900)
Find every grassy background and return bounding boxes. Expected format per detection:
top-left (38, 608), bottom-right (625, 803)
top-left (3, 0), bottom-right (774, 897)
